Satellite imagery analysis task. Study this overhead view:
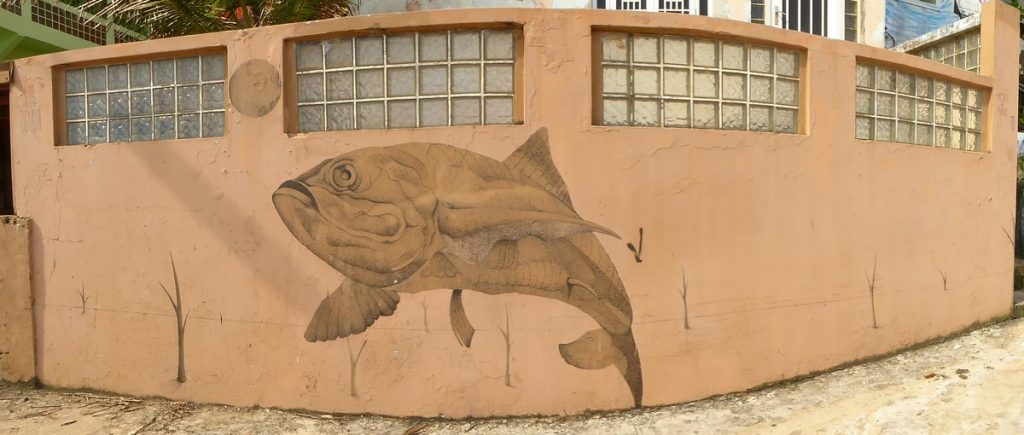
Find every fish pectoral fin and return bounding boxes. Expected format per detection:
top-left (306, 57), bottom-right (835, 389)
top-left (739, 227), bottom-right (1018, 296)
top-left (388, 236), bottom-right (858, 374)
top-left (559, 329), bottom-right (644, 407)
top-left (304, 279), bottom-right (400, 342)
top-left (449, 288), bottom-right (475, 348)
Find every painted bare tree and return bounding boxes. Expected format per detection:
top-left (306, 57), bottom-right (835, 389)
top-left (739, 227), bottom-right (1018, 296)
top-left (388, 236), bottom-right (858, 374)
top-left (678, 266), bottom-right (691, 330)
top-left (497, 305), bottom-right (512, 387)
top-left (347, 338), bottom-right (368, 398)
top-left (78, 283), bottom-right (89, 315)
top-left (419, 299), bottom-right (429, 333)
top-left (158, 253), bottom-right (191, 383)
top-left (865, 255), bottom-right (879, 329)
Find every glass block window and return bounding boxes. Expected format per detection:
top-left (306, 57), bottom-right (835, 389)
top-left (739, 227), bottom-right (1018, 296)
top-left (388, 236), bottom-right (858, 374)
top-left (597, 32), bottom-right (802, 133)
top-left (855, 63), bottom-right (984, 151)
top-left (909, 30), bottom-right (981, 73)
top-left (294, 29), bottom-right (517, 132)
top-left (63, 53), bottom-right (227, 145)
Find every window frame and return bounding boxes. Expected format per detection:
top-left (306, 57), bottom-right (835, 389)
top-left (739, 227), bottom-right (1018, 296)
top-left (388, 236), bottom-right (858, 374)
top-left (590, 28), bottom-right (807, 134)
top-left (853, 60), bottom-right (986, 151)
top-left (844, 0), bottom-right (860, 42)
top-left (52, 46), bottom-right (229, 147)
top-left (283, 23), bottom-right (525, 134)
top-left (759, 0), bottom-right (847, 40)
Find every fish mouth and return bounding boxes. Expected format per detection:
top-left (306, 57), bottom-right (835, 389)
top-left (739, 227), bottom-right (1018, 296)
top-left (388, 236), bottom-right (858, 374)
top-left (272, 180), bottom-right (320, 244)
top-left (274, 180), bottom-right (315, 208)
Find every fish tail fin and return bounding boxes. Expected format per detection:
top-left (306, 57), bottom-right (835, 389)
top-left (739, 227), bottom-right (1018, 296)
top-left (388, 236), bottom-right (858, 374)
top-left (304, 280), bottom-right (400, 342)
top-left (558, 328), bottom-right (643, 407)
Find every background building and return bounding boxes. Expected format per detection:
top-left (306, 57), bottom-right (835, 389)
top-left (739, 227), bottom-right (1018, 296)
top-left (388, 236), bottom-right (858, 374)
top-left (885, 0), bottom-right (983, 47)
top-left (352, 0), bottom-right (888, 47)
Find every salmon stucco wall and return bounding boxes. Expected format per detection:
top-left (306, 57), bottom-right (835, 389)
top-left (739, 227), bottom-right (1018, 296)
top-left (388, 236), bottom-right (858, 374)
top-left (7, 3), bottom-right (1019, 417)
top-left (0, 216), bottom-right (34, 383)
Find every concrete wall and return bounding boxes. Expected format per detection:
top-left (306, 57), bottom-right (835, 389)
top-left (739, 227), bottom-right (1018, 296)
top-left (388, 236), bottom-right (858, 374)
top-left (8, 3), bottom-right (1019, 417)
top-left (0, 216), bottom-right (34, 382)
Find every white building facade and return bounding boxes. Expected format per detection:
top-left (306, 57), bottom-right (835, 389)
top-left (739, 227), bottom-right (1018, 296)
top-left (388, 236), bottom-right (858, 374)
top-left (351, 0), bottom-right (887, 47)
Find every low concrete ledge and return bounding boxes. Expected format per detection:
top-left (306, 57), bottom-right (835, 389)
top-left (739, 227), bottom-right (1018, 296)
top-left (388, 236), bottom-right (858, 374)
top-left (0, 216), bottom-right (34, 383)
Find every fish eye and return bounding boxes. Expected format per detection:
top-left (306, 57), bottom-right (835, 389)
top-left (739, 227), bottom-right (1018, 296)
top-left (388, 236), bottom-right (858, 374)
top-left (328, 163), bottom-right (358, 191)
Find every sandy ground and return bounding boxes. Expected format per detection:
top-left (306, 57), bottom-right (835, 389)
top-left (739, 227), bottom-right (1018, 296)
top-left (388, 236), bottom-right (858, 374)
top-left (4, 317), bottom-right (1024, 434)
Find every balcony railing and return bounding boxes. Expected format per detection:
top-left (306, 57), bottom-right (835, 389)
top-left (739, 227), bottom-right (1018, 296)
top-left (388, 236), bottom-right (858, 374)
top-left (0, 0), bottom-right (144, 46)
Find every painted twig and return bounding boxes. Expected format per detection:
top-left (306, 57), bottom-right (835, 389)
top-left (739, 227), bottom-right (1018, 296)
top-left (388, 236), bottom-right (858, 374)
top-left (158, 253), bottom-right (191, 383)
top-left (1003, 211), bottom-right (1016, 248)
top-left (626, 228), bottom-right (644, 263)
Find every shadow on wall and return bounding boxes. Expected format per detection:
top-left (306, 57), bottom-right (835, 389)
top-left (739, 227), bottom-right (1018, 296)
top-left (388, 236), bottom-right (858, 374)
top-left (1, 87), bottom-right (13, 215)
top-left (271, 128), bottom-right (646, 406)
top-left (126, 140), bottom-right (303, 303)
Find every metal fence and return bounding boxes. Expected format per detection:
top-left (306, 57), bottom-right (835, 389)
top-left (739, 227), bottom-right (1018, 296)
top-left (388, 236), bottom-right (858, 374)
top-left (0, 0), bottom-right (144, 46)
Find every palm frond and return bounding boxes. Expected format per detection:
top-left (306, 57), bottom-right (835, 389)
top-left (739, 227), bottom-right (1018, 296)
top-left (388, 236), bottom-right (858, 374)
top-left (81, 0), bottom-right (352, 38)
top-left (259, 0), bottom-right (351, 26)
top-left (85, 0), bottom-right (229, 38)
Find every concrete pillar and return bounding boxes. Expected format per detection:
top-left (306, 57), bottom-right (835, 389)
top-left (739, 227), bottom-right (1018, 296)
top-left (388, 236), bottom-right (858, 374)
top-left (0, 216), bottom-right (34, 383)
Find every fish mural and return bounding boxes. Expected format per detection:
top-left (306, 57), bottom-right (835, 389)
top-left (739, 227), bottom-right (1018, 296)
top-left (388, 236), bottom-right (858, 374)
top-left (272, 128), bottom-right (643, 406)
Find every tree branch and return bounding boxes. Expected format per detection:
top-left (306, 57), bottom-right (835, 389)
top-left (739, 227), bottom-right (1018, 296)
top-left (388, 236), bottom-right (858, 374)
top-left (159, 282), bottom-right (177, 311)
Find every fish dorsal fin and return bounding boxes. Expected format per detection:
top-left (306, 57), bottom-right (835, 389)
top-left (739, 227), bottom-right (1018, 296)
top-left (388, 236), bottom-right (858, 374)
top-left (503, 128), bottom-right (573, 208)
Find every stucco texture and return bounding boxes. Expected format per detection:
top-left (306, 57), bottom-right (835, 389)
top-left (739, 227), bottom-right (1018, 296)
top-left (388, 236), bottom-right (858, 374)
top-left (7, 3), bottom-right (1019, 417)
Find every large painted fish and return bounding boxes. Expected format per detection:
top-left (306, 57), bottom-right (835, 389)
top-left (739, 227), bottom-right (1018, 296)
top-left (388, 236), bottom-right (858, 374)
top-left (272, 129), bottom-right (643, 405)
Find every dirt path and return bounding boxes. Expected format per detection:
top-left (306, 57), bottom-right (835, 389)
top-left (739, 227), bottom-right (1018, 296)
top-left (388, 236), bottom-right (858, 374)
top-left (4, 317), bottom-right (1024, 434)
